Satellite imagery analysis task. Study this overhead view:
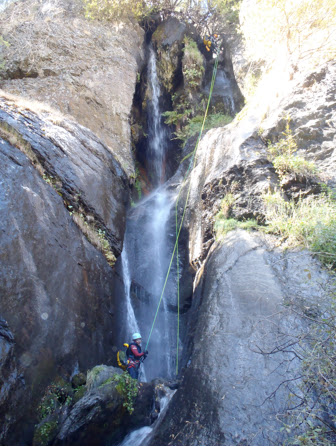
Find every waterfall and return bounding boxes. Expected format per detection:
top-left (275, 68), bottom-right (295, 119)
top-left (121, 240), bottom-right (140, 335)
top-left (147, 45), bottom-right (167, 186)
top-left (119, 44), bottom-right (177, 381)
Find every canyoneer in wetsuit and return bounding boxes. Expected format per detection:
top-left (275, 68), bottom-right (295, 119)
top-left (126, 332), bottom-right (148, 380)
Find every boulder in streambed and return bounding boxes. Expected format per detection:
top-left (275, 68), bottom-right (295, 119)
top-left (32, 365), bottom-right (167, 446)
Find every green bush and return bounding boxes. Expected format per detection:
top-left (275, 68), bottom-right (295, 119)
top-left (174, 112), bottom-right (233, 145)
top-left (273, 154), bottom-right (317, 178)
top-left (33, 421), bottom-right (58, 446)
top-left (267, 117), bottom-right (317, 179)
top-left (263, 190), bottom-right (336, 268)
top-left (114, 371), bottom-right (138, 414)
top-left (83, 0), bottom-right (156, 21)
top-left (0, 36), bottom-right (9, 73)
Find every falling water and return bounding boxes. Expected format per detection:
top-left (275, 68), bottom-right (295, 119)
top-left (120, 45), bottom-right (177, 381)
top-left (147, 45), bottom-right (167, 185)
top-left (121, 388), bottom-right (176, 446)
top-left (121, 241), bottom-right (140, 335)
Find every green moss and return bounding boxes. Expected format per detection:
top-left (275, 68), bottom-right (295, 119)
top-left (86, 365), bottom-right (106, 387)
top-left (152, 26), bottom-right (168, 46)
top-left (215, 217), bottom-right (259, 239)
top-left (156, 51), bottom-right (177, 93)
top-left (72, 385), bottom-right (87, 404)
top-left (33, 421), bottom-right (58, 446)
top-left (174, 112), bottom-right (233, 146)
top-left (182, 37), bottom-right (205, 90)
top-left (98, 377), bottom-right (115, 388)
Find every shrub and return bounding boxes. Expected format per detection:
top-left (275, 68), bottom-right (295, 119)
top-left (33, 421), bottom-right (58, 446)
top-left (273, 154), bottom-right (317, 178)
top-left (37, 381), bottom-right (71, 420)
top-left (83, 0), bottom-right (155, 21)
top-left (0, 36), bottom-right (9, 72)
top-left (267, 117), bottom-right (317, 179)
top-left (174, 112), bottom-right (233, 145)
top-left (263, 190), bottom-right (336, 268)
top-left (113, 371), bottom-right (138, 414)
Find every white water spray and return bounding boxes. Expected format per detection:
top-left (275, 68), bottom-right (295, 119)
top-left (120, 45), bottom-right (177, 381)
top-left (121, 241), bottom-right (140, 335)
top-left (147, 45), bottom-right (167, 186)
top-left (120, 388), bottom-right (176, 446)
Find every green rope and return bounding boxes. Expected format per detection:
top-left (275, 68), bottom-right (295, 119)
top-left (145, 56), bottom-right (220, 360)
top-left (175, 56), bottom-right (218, 375)
top-left (176, 198), bottom-right (180, 375)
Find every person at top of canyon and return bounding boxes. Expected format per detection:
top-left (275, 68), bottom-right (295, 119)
top-left (203, 33), bottom-right (219, 54)
top-left (126, 332), bottom-right (148, 380)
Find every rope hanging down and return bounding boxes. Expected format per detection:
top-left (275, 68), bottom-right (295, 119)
top-left (145, 56), bottom-right (220, 374)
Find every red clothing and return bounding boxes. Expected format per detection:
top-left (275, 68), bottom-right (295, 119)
top-left (127, 343), bottom-right (145, 369)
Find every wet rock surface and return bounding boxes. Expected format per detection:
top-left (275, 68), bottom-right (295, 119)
top-left (0, 0), bottom-right (145, 177)
top-left (156, 59), bottom-right (336, 446)
top-left (0, 100), bottom-right (127, 443)
top-left (151, 230), bottom-right (333, 445)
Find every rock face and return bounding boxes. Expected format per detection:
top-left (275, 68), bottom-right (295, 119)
top-left (0, 97), bottom-right (128, 443)
top-left (261, 61), bottom-right (336, 181)
top-left (152, 17), bottom-right (187, 94)
top-left (150, 230), bottom-right (333, 445)
top-left (0, 0), bottom-right (145, 178)
top-left (151, 59), bottom-right (336, 444)
top-left (183, 59), bottom-right (336, 265)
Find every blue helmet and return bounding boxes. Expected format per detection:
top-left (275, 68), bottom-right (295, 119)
top-left (132, 332), bottom-right (142, 340)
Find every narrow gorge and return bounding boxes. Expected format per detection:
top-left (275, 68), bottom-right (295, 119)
top-left (0, 0), bottom-right (335, 446)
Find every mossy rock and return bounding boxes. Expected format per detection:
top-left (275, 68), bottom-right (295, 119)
top-left (152, 18), bottom-right (187, 94)
top-left (71, 372), bottom-right (86, 389)
top-left (72, 385), bottom-right (87, 404)
top-left (152, 18), bottom-right (186, 47)
top-left (33, 418), bottom-right (58, 446)
top-left (86, 365), bottom-right (121, 391)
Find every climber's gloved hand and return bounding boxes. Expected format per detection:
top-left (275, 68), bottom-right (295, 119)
top-left (143, 350), bottom-right (148, 359)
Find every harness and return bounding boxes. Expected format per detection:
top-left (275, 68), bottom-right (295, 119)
top-left (126, 342), bottom-right (143, 369)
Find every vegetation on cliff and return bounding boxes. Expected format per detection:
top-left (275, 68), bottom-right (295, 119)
top-left (83, 0), bottom-right (241, 31)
